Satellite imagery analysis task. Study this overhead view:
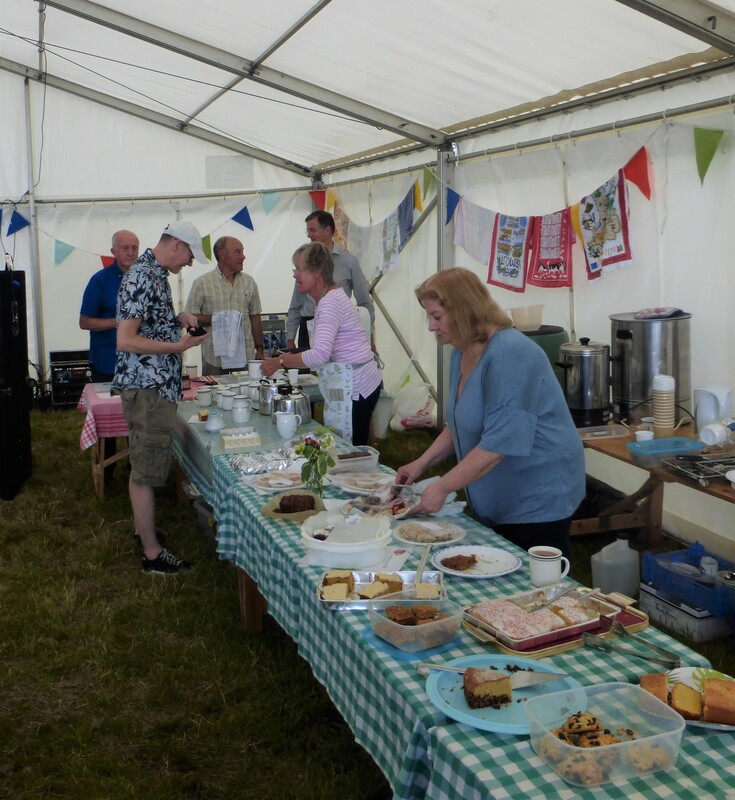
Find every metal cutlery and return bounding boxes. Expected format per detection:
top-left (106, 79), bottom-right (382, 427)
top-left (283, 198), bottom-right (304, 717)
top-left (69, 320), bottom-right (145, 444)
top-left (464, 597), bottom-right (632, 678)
top-left (582, 632), bottom-right (680, 669)
top-left (610, 621), bottom-right (681, 666)
top-left (532, 582), bottom-right (578, 610)
top-left (416, 662), bottom-right (568, 688)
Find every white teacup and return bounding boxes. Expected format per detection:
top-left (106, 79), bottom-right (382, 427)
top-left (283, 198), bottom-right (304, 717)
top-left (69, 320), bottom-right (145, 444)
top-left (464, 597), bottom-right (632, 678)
top-left (288, 368), bottom-right (300, 385)
top-left (635, 429), bottom-right (654, 441)
top-left (248, 361), bottom-right (263, 380)
top-left (196, 387), bottom-right (212, 407)
top-left (275, 410), bottom-right (302, 439)
top-left (528, 545), bottom-right (570, 588)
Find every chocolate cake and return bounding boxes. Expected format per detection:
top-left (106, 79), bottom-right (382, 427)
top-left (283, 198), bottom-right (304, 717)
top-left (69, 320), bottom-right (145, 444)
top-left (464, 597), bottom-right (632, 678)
top-left (276, 493), bottom-right (316, 514)
top-left (441, 553), bottom-right (477, 571)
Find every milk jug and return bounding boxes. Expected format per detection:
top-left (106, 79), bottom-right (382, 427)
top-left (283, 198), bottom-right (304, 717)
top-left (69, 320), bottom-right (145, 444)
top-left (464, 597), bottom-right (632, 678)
top-left (590, 535), bottom-right (640, 598)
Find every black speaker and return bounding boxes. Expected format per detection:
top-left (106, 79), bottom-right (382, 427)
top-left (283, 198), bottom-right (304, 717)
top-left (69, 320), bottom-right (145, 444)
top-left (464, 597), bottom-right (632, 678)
top-left (0, 271), bottom-right (32, 500)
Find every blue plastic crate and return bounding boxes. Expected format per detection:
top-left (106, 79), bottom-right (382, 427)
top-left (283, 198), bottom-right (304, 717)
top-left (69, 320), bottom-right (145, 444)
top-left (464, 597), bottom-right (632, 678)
top-left (642, 541), bottom-right (735, 618)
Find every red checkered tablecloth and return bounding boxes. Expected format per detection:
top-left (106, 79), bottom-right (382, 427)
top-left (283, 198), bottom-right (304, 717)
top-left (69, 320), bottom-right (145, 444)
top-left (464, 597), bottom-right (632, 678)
top-left (77, 383), bottom-right (130, 450)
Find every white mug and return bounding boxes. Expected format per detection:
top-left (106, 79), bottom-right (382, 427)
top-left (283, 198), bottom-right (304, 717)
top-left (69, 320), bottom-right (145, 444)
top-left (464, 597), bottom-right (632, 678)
top-left (275, 410), bottom-right (302, 439)
top-left (288, 368), bottom-right (300, 385)
top-left (231, 396), bottom-right (251, 424)
top-left (185, 365), bottom-right (197, 379)
top-left (196, 387), bottom-right (212, 407)
top-left (248, 361), bottom-right (263, 380)
top-left (528, 545), bottom-right (570, 588)
top-left (220, 389), bottom-right (236, 410)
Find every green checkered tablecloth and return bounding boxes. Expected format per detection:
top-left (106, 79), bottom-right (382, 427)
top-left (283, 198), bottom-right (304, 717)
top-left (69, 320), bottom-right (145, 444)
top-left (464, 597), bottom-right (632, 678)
top-left (174, 410), bottom-right (735, 800)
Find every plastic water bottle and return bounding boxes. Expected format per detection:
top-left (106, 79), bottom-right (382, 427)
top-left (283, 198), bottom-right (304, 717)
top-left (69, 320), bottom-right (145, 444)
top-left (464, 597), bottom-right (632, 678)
top-left (590, 535), bottom-right (640, 598)
top-left (699, 418), bottom-right (735, 446)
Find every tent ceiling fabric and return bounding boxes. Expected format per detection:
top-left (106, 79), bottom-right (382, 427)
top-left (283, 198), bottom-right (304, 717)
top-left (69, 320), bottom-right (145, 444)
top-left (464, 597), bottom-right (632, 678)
top-left (3, 0), bottom-right (735, 177)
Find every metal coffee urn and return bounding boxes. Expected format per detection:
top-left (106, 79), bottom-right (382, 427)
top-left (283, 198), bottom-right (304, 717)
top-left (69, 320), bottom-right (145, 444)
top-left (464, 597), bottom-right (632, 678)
top-left (556, 338), bottom-right (612, 427)
top-left (609, 311), bottom-right (691, 425)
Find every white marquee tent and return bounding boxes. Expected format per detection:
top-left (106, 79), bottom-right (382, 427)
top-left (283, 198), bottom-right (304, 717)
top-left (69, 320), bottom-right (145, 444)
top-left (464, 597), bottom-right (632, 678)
top-left (3, 0), bottom-right (735, 555)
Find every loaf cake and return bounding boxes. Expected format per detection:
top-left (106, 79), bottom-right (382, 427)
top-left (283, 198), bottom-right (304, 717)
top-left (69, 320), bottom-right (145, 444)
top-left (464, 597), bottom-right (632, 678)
top-left (357, 581), bottom-right (390, 599)
top-left (323, 569), bottom-right (355, 594)
top-left (462, 667), bottom-right (512, 709)
top-left (414, 582), bottom-right (441, 599)
top-left (321, 583), bottom-right (349, 601)
top-left (639, 673), bottom-right (668, 704)
top-left (670, 682), bottom-right (703, 720)
top-left (703, 678), bottom-right (735, 725)
top-left (375, 572), bottom-right (403, 593)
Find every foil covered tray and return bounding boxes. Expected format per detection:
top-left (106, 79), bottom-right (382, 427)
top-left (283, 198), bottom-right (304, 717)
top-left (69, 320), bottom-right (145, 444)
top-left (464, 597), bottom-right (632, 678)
top-left (660, 453), bottom-right (735, 486)
top-left (317, 570), bottom-right (446, 611)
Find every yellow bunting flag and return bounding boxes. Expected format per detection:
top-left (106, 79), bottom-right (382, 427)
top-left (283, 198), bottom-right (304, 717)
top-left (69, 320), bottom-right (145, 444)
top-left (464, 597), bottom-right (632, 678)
top-left (202, 234), bottom-right (212, 261)
top-left (326, 189), bottom-right (337, 211)
top-left (413, 181), bottom-right (424, 213)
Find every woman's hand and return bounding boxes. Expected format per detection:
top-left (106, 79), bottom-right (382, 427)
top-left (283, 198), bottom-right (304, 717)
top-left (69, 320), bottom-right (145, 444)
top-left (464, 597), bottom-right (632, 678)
top-left (396, 459), bottom-right (424, 486)
top-left (405, 480), bottom-right (450, 517)
top-left (260, 357), bottom-right (281, 378)
top-left (178, 330), bottom-right (209, 352)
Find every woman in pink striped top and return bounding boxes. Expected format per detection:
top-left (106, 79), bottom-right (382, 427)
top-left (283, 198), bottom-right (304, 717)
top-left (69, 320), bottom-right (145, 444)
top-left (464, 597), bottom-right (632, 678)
top-left (261, 243), bottom-right (382, 444)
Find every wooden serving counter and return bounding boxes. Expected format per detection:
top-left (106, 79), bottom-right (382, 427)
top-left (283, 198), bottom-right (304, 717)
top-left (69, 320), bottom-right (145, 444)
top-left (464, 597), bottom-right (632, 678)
top-left (572, 429), bottom-right (735, 549)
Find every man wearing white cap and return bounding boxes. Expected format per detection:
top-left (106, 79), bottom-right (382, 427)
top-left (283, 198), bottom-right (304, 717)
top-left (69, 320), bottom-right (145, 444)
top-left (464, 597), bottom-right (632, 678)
top-left (113, 221), bottom-right (208, 575)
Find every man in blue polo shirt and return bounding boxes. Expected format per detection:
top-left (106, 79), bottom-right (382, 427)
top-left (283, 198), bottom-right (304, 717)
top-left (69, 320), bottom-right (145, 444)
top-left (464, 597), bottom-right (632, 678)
top-left (79, 229), bottom-right (139, 484)
top-left (80, 230), bottom-right (140, 380)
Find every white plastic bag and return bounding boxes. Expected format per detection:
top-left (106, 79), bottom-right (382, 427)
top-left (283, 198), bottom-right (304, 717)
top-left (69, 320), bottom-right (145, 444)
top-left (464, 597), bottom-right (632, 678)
top-left (389, 373), bottom-right (435, 431)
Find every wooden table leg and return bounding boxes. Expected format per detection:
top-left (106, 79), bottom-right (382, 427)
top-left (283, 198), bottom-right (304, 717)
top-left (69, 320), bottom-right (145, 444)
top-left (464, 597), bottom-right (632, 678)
top-left (90, 437), bottom-right (130, 500)
top-left (571, 474), bottom-right (665, 549)
top-left (236, 566), bottom-right (268, 634)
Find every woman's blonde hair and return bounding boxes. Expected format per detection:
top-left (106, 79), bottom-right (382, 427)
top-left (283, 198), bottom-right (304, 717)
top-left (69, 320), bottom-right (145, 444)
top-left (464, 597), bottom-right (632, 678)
top-left (415, 268), bottom-right (512, 346)
top-left (293, 242), bottom-right (334, 285)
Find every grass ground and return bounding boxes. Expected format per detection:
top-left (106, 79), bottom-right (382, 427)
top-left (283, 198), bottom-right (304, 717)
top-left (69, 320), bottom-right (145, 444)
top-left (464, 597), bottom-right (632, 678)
top-left (1, 411), bottom-right (733, 799)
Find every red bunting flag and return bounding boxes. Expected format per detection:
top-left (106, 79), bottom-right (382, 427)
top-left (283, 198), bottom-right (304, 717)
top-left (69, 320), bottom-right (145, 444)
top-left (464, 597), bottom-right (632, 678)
top-left (101, 256), bottom-right (115, 268)
top-left (308, 190), bottom-right (326, 210)
top-left (623, 147), bottom-right (651, 200)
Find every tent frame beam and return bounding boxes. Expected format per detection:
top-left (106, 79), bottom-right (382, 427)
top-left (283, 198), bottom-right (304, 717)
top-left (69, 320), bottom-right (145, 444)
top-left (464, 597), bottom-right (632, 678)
top-left (616, 0), bottom-right (735, 55)
top-left (38, 0), bottom-right (444, 149)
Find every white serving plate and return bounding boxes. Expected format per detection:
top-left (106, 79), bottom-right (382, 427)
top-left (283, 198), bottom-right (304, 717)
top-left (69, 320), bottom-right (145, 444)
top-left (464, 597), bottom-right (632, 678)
top-left (667, 666), bottom-right (735, 731)
top-left (328, 472), bottom-right (395, 495)
top-left (393, 519), bottom-right (466, 547)
top-left (431, 545), bottom-right (522, 579)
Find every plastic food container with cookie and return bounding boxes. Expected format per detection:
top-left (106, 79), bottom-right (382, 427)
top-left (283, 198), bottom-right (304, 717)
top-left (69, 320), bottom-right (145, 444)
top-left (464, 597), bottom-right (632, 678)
top-left (368, 589), bottom-right (463, 653)
top-left (317, 569), bottom-right (446, 610)
top-left (464, 587), bottom-right (620, 651)
top-left (527, 682), bottom-right (684, 787)
top-left (301, 511), bottom-right (392, 568)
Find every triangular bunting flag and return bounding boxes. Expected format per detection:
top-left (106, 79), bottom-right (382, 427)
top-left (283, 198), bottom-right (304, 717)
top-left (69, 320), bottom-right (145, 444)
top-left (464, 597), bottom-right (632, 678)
top-left (308, 190), bottom-right (326, 210)
top-left (232, 206), bottom-right (254, 231)
top-left (422, 167), bottom-right (435, 199)
top-left (413, 181), bottom-right (424, 213)
top-left (623, 147), bottom-right (651, 200)
top-left (7, 210), bottom-right (30, 236)
top-left (202, 234), bottom-right (212, 261)
top-left (445, 189), bottom-right (461, 224)
top-left (326, 189), bottom-right (337, 211)
top-left (54, 240), bottom-right (75, 266)
top-left (101, 256), bottom-right (115, 268)
top-left (0, 209), bottom-right (3, 235)
top-left (693, 128), bottom-right (724, 185)
top-left (262, 192), bottom-right (281, 214)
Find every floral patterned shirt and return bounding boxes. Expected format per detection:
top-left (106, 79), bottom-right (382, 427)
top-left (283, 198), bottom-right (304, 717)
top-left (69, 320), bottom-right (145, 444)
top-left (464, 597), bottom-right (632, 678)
top-left (112, 248), bottom-right (182, 403)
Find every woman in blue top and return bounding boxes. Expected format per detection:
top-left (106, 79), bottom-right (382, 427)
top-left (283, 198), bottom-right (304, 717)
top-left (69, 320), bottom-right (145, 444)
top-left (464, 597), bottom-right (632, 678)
top-left (397, 268), bottom-right (585, 561)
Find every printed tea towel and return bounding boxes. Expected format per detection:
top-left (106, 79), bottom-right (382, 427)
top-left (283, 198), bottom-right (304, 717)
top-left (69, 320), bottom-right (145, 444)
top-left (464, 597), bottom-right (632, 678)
top-left (487, 215), bottom-right (533, 292)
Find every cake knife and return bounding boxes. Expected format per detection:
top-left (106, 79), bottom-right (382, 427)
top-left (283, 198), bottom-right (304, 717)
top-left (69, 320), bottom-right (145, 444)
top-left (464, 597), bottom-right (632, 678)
top-left (416, 663), bottom-right (568, 688)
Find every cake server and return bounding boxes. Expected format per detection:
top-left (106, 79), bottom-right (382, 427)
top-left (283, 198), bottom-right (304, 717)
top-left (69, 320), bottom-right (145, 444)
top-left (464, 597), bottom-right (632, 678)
top-left (416, 663), bottom-right (568, 688)
top-left (581, 632), bottom-right (680, 669)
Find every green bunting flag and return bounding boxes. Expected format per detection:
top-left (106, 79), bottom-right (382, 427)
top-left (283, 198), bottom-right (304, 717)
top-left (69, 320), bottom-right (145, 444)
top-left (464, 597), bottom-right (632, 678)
top-left (422, 167), bottom-right (435, 199)
top-left (54, 240), bottom-right (75, 266)
top-left (693, 127), bottom-right (724, 185)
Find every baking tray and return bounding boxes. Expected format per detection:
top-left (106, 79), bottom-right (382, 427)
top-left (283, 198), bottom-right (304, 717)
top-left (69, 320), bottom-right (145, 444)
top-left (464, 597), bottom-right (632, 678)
top-left (463, 595), bottom-right (649, 658)
top-left (317, 570), bottom-right (445, 611)
top-left (578, 424), bottom-right (631, 440)
top-left (464, 588), bottom-right (620, 651)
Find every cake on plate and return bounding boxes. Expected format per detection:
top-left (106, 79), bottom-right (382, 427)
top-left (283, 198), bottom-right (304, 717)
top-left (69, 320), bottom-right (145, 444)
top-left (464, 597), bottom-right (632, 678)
top-left (462, 667), bottom-right (512, 709)
top-left (703, 678), bottom-right (735, 725)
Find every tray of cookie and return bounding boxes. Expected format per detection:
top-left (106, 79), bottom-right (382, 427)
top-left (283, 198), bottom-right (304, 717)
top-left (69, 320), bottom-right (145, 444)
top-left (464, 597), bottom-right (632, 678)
top-left (464, 586), bottom-right (620, 651)
top-left (317, 569), bottom-right (446, 610)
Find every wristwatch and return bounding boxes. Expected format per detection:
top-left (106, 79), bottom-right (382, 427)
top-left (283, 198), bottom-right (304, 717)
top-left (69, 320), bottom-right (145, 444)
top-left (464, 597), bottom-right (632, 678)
top-left (279, 356), bottom-right (285, 367)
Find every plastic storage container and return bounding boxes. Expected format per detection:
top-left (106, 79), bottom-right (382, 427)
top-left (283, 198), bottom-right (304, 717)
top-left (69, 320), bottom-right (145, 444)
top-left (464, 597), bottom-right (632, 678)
top-left (626, 437), bottom-right (702, 467)
top-left (301, 511), bottom-right (392, 568)
top-left (641, 541), bottom-right (735, 618)
top-left (699, 418), bottom-right (735, 446)
top-left (527, 682), bottom-right (684, 787)
top-left (591, 535), bottom-right (640, 598)
top-left (328, 446), bottom-right (380, 474)
top-left (368, 589), bottom-right (462, 652)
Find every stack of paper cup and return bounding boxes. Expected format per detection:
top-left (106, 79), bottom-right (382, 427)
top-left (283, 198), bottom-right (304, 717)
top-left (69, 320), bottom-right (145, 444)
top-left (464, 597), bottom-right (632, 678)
top-left (652, 374), bottom-right (676, 438)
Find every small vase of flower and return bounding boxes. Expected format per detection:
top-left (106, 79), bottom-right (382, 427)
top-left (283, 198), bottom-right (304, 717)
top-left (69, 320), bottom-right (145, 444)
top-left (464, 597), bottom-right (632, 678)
top-left (294, 430), bottom-right (336, 497)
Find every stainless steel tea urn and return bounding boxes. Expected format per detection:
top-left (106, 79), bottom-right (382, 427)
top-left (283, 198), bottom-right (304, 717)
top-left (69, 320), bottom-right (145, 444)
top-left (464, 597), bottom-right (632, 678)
top-left (556, 338), bottom-right (612, 427)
